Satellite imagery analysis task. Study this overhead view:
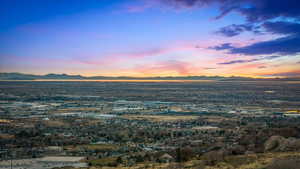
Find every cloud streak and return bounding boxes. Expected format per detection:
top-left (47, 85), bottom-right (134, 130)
top-left (229, 35), bottom-right (300, 55)
top-left (160, 0), bottom-right (300, 22)
top-left (216, 24), bottom-right (260, 37)
top-left (209, 43), bottom-right (234, 50)
top-left (134, 60), bottom-right (197, 76)
top-left (211, 21), bottom-right (300, 55)
top-left (162, 0), bottom-right (300, 56)
top-left (73, 47), bottom-right (176, 66)
top-left (218, 55), bottom-right (281, 65)
top-left (263, 21), bottom-right (300, 35)
top-left (262, 70), bottom-right (300, 77)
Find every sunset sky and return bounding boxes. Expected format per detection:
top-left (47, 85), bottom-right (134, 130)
top-left (1, 0), bottom-right (300, 77)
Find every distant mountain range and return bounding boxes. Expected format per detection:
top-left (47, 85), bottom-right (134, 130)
top-left (0, 72), bottom-right (299, 81)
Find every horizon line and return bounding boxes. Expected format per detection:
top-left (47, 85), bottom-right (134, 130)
top-left (1, 72), bottom-right (299, 79)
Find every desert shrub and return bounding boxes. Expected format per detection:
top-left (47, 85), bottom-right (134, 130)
top-left (266, 158), bottom-right (300, 169)
top-left (175, 147), bottom-right (195, 162)
top-left (201, 150), bottom-right (225, 165)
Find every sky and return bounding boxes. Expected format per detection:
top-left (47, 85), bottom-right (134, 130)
top-left (1, 0), bottom-right (300, 77)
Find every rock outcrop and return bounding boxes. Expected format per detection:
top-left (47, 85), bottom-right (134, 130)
top-left (265, 135), bottom-right (300, 152)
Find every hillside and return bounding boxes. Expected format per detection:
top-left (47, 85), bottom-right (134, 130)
top-left (1, 72), bottom-right (299, 81)
top-left (54, 151), bottom-right (300, 169)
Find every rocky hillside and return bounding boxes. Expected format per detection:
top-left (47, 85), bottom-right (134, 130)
top-left (54, 136), bottom-right (300, 169)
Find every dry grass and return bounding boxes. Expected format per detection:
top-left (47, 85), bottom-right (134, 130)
top-left (121, 115), bottom-right (199, 122)
top-left (88, 157), bottom-right (118, 167)
top-left (0, 119), bottom-right (11, 123)
top-left (65, 144), bottom-right (119, 151)
top-left (43, 120), bottom-right (69, 127)
top-left (0, 133), bottom-right (15, 139)
top-left (205, 151), bottom-right (300, 169)
top-left (201, 116), bottom-right (237, 123)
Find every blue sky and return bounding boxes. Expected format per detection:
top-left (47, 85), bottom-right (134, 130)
top-left (1, 0), bottom-right (300, 77)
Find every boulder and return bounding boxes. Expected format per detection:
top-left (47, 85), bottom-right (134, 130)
top-left (264, 135), bottom-right (285, 151)
top-left (265, 135), bottom-right (300, 152)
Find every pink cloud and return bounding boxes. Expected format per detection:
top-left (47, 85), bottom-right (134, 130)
top-left (132, 60), bottom-right (200, 76)
top-left (125, 5), bottom-right (151, 13)
top-left (72, 44), bottom-right (198, 66)
top-left (71, 38), bottom-right (257, 67)
top-left (122, 0), bottom-right (162, 13)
